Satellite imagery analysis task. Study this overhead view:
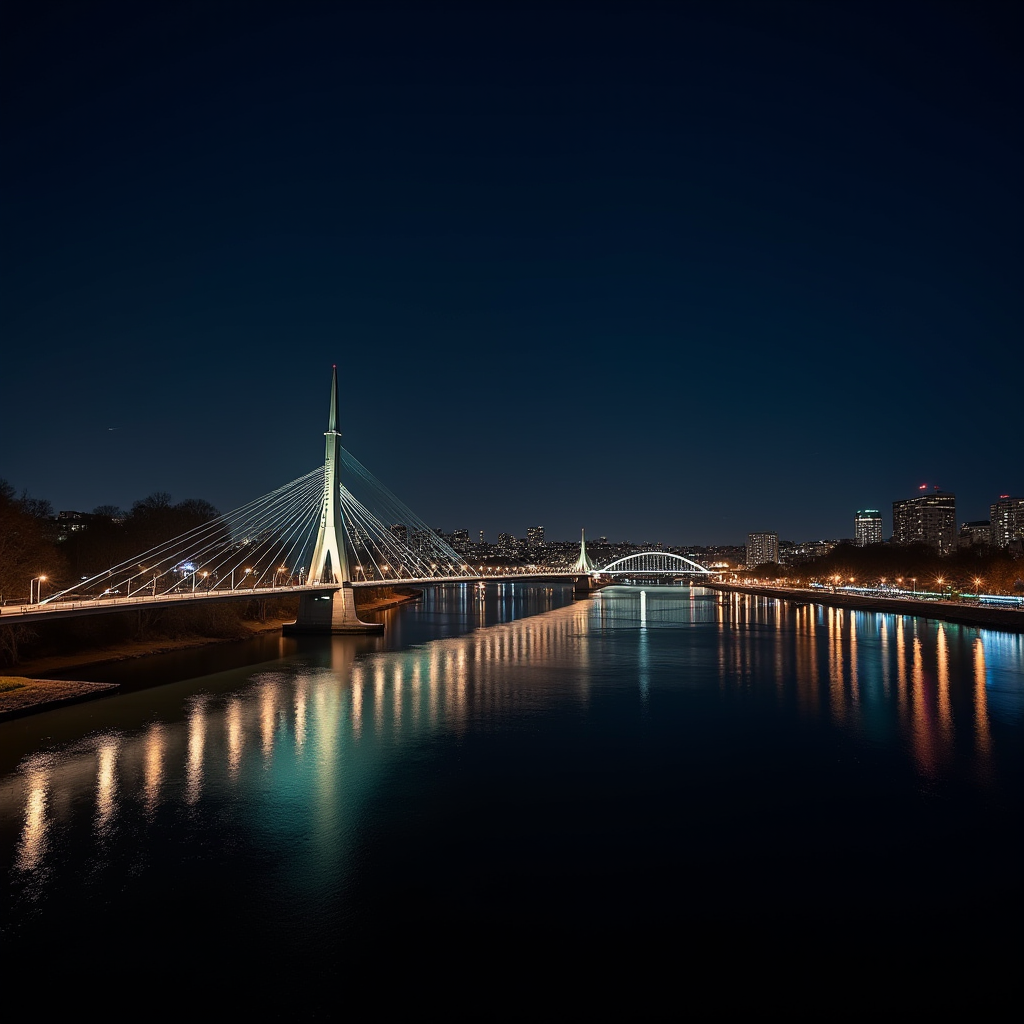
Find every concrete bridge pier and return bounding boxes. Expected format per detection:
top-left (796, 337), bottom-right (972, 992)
top-left (284, 584), bottom-right (384, 635)
top-left (573, 574), bottom-right (597, 597)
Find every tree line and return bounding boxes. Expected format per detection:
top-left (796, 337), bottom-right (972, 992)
top-left (0, 480), bottom-right (220, 605)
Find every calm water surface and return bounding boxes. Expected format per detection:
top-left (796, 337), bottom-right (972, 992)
top-left (2, 584), bottom-right (1021, 1007)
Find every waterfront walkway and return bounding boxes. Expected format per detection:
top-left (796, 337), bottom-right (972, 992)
top-left (705, 582), bottom-right (1024, 633)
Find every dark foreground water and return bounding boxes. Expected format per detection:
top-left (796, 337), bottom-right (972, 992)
top-left (2, 585), bottom-right (1021, 1010)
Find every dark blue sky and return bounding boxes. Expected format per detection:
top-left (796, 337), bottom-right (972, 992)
top-left (3, 2), bottom-right (1021, 544)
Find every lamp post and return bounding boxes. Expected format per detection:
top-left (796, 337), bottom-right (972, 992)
top-left (974, 577), bottom-right (983, 600)
top-left (29, 575), bottom-right (47, 604)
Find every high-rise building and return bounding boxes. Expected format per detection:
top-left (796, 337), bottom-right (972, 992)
top-left (891, 491), bottom-right (956, 554)
top-left (990, 496), bottom-right (1024, 549)
top-left (527, 526), bottom-right (545, 547)
top-left (497, 533), bottom-right (518, 557)
top-left (747, 532), bottom-right (779, 568)
top-left (854, 510), bottom-right (883, 547)
top-left (851, 509), bottom-right (884, 548)
top-left (390, 523), bottom-right (408, 544)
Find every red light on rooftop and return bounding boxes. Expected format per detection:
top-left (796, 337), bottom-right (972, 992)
top-left (919, 484), bottom-right (927, 490)
top-left (1001, 494), bottom-right (1009, 498)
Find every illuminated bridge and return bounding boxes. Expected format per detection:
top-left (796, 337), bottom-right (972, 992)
top-left (596, 552), bottom-right (712, 580)
top-left (7, 368), bottom-right (716, 633)
top-left (7, 368), bottom-right (591, 634)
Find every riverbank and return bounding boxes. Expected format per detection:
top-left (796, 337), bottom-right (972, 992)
top-left (705, 582), bottom-right (1024, 633)
top-left (4, 588), bottom-right (423, 716)
top-left (12, 615), bottom-right (296, 680)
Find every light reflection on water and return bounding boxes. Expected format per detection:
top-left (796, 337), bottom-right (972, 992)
top-left (1, 584), bottom-right (1021, 981)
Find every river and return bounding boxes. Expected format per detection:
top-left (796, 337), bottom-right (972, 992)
top-left (2, 584), bottom-right (1021, 1009)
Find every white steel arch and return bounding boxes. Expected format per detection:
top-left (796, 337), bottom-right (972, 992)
top-left (598, 552), bottom-right (712, 575)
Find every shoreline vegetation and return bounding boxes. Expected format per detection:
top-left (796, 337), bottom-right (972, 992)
top-left (0, 586), bottom-right (422, 720)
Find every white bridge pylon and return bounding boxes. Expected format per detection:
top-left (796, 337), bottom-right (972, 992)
top-left (571, 528), bottom-right (594, 573)
top-left (306, 363), bottom-right (350, 586)
top-left (596, 552), bottom-right (712, 576)
top-left (292, 364), bottom-right (376, 633)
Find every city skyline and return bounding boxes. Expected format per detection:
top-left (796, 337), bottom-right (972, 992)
top-left (18, 475), bottom-right (1021, 551)
top-left (3, 4), bottom-right (1020, 544)
top-left (29, 487), bottom-right (1024, 556)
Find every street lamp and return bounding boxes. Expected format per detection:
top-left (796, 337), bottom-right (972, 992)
top-left (29, 575), bottom-right (47, 604)
top-left (974, 577), bottom-right (983, 599)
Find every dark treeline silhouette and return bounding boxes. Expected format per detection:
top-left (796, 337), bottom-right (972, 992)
top-left (0, 480), bottom-right (65, 606)
top-left (62, 492), bottom-right (223, 583)
top-left (1, 480), bottom-right (229, 603)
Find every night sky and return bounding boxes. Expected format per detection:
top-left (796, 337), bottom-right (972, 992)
top-left (3, 2), bottom-right (1021, 545)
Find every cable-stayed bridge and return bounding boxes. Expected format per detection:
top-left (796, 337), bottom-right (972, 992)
top-left (6, 368), bottom-right (709, 632)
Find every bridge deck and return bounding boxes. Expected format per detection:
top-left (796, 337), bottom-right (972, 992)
top-left (0, 574), bottom-right (583, 623)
